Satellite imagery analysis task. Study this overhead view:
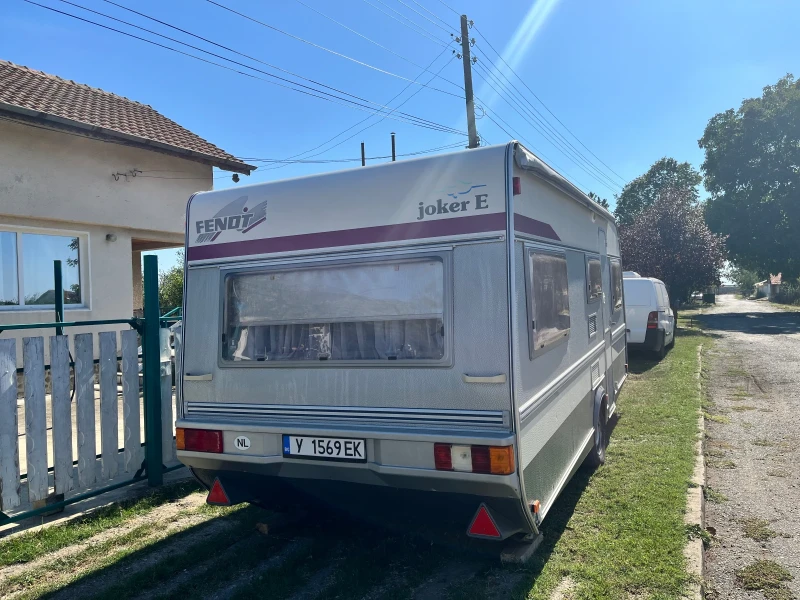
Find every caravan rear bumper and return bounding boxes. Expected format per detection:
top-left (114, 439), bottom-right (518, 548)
top-left (176, 418), bottom-right (519, 500)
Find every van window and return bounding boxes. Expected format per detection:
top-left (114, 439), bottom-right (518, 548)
top-left (526, 248), bottom-right (570, 358)
top-left (223, 257), bottom-right (445, 363)
top-left (586, 256), bottom-right (602, 302)
top-left (610, 258), bottom-right (623, 312)
top-left (657, 283), bottom-right (669, 309)
top-left (623, 279), bottom-right (654, 306)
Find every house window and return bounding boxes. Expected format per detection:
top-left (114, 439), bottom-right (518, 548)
top-left (0, 229), bottom-right (83, 308)
top-left (610, 258), bottom-right (623, 312)
top-left (525, 248), bottom-right (571, 358)
top-left (586, 255), bottom-right (602, 302)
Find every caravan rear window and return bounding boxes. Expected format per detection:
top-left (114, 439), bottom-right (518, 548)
top-left (222, 257), bottom-right (446, 363)
top-left (525, 248), bottom-right (571, 358)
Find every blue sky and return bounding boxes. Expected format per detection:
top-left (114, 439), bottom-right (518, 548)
top-left (3, 0), bottom-right (798, 270)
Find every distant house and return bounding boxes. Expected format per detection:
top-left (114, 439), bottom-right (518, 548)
top-left (754, 273), bottom-right (782, 299)
top-left (0, 59), bottom-right (254, 363)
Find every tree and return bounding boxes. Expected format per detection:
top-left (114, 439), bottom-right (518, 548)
top-left (619, 188), bottom-right (726, 304)
top-left (699, 74), bottom-right (800, 278)
top-left (614, 157), bottom-right (702, 225)
top-left (158, 250), bottom-right (184, 312)
top-left (587, 191), bottom-right (610, 210)
top-left (727, 265), bottom-right (761, 297)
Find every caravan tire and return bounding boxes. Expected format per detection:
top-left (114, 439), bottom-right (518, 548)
top-left (586, 400), bottom-right (607, 468)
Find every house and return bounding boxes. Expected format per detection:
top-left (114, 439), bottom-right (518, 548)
top-left (754, 273), bottom-right (782, 299)
top-left (0, 59), bottom-right (254, 364)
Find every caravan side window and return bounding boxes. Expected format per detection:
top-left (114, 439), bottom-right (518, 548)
top-left (586, 255), bottom-right (602, 302)
top-left (610, 258), bottom-right (623, 312)
top-left (221, 256), bottom-right (447, 364)
top-left (525, 248), bottom-right (570, 359)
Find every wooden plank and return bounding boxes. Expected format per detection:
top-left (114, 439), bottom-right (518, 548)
top-left (49, 335), bottom-right (74, 495)
top-left (160, 328), bottom-right (175, 462)
top-left (23, 337), bottom-right (48, 503)
top-left (121, 329), bottom-right (142, 473)
top-left (74, 333), bottom-right (97, 487)
top-left (0, 339), bottom-right (21, 510)
top-left (99, 332), bottom-right (119, 480)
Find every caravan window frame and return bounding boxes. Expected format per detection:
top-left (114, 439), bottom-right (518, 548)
top-left (610, 257), bottom-right (623, 313)
top-left (524, 244), bottom-right (571, 360)
top-left (585, 254), bottom-right (603, 304)
top-left (217, 249), bottom-right (454, 368)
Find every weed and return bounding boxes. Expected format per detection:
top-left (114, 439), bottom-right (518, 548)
top-left (741, 518), bottom-right (777, 542)
top-left (752, 438), bottom-right (776, 447)
top-left (735, 560), bottom-right (794, 600)
top-left (704, 412), bottom-right (731, 424)
top-left (705, 448), bottom-right (726, 458)
top-left (704, 487), bottom-right (728, 504)
top-left (731, 405), bottom-right (757, 412)
top-left (768, 469), bottom-right (791, 478)
top-left (685, 524), bottom-right (712, 547)
top-left (708, 459), bottom-right (736, 469)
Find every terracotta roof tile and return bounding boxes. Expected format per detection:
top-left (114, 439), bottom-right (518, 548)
top-left (0, 59), bottom-right (253, 173)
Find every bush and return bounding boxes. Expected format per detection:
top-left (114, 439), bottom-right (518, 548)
top-left (773, 280), bottom-right (800, 305)
top-left (728, 266), bottom-right (761, 298)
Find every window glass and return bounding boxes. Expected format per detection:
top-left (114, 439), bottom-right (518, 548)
top-left (0, 232), bottom-right (19, 306)
top-left (22, 234), bottom-right (81, 305)
top-left (610, 258), bottom-right (623, 312)
top-left (527, 250), bottom-right (570, 357)
top-left (586, 256), bottom-right (602, 302)
top-left (623, 280), bottom-right (654, 306)
top-left (224, 258), bottom-right (445, 362)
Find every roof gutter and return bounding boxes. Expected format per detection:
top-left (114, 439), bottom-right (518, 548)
top-left (0, 101), bottom-right (256, 175)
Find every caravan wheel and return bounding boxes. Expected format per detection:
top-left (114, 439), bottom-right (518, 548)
top-left (586, 400), bottom-right (607, 468)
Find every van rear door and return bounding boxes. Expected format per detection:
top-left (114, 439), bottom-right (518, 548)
top-left (623, 279), bottom-right (654, 344)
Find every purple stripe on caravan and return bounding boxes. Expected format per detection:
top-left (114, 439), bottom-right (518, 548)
top-left (187, 212), bottom-right (508, 261)
top-left (513, 214), bottom-right (560, 241)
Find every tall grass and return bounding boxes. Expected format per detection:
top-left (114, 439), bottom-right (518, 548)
top-left (773, 280), bottom-right (800, 305)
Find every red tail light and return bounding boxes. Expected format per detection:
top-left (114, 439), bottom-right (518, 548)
top-left (647, 311), bottom-right (658, 329)
top-left (434, 443), bottom-right (453, 470)
top-left (471, 446), bottom-right (491, 473)
top-left (176, 428), bottom-right (223, 453)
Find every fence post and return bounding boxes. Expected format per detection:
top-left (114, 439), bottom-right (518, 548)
top-left (143, 255), bottom-right (163, 486)
top-left (54, 260), bottom-right (63, 336)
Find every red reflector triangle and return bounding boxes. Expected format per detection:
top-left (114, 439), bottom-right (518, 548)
top-left (207, 478), bottom-right (230, 505)
top-left (467, 504), bottom-right (501, 538)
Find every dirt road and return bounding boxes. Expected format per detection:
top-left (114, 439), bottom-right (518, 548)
top-left (702, 295), bottom-right (800, 599)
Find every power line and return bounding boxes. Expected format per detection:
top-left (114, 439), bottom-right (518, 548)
top-left (407, 0), bottom-right (458, 33)
top-left (291, 0), bottom-right (465, 94)
top-left (392, 0), bottom-right (454, 35)
top-left (26, 1), bottom-right (466, 136)
top-left (258, 48), bottom-right (458, 172)
top-left (240, 142), bottom-right (465, 164)
top-left (361, 0), bottom-right (448, 47)
top-left (475, 63), bottom-right (619, 193)
top-left (204, 0), bottom-right (462, 97)
top-left (472, 47), bottom-right (622, 189)
top-left (472, 24), bottom-right (627, 185)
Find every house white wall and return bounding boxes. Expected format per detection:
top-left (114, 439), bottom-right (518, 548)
top-left (0, 119), bottom-right (212, 364)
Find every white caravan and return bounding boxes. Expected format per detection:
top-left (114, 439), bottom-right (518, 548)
top-left (623, 273), bottom-right (674, 357)
top-left (177, 142), bottom-right (627, 549)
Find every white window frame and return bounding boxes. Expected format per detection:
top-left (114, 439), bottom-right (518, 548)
top-left (610, 257), bottom-right (623, 313)
top-left (524, 244), bottom-right (571, 360)
top-left (0, 224), bottom-right (90, 311)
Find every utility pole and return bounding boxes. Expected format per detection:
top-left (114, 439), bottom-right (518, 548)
top-left (459, 15), bottom-right (479, 149)
top-left (361, 142), bottom-right (366, 166)
top-left (391, 132), bottom-right (396, 161)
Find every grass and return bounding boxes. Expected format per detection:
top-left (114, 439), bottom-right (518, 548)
top-left (736, 560), bottom-right (795, 600)
top-left (707, 459), bottom-right (736, 469)
top-left (0, 480), bottom-right (202, 567)
top-left (768, 469), bottom-right (791, 478)
top-left (731, 405), bottom-right (757, 412)
top-left (704, 487), bottom-right (728, 504)
top-left (704, 412), bottom-right (731, 424)
top-left (741, 518), bottom-right (777, 542)
top-left (485, 322), bottom-right (708, 599)
top-left (753, 438), bottom-right (776, 447)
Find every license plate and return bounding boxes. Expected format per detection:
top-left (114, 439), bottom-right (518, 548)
top-left (282, 435), bottom-right (366, 462)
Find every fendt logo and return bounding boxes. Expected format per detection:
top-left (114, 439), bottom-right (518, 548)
top-left (195, 196), bottom-right (268, 243)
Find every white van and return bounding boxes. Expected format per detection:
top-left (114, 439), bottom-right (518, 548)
top-left (176, 142), bottom-right (626, 552)
top-left (622, 274), bottom-right (674, 357)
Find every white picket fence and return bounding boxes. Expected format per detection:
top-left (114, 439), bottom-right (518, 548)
top-left (0, 327), bottom-right (179, 513)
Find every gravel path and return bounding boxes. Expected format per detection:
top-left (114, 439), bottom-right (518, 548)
top-left (702, 295), bottom-right (800, 599)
